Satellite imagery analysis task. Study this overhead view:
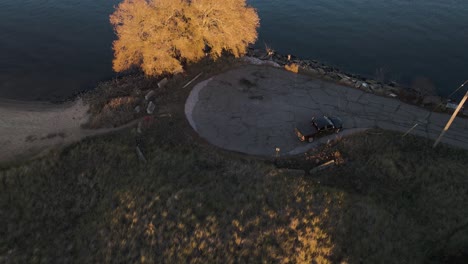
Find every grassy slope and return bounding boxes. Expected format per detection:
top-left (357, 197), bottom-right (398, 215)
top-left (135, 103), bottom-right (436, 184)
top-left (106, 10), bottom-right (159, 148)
top-left (1, 58), bottom-right (468, 263)
top-left (2, 129), bottom-right (467, 263)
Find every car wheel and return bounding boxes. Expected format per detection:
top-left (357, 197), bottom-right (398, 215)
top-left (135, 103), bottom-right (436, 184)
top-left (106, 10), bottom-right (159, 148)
top-left (308, 137), bottom-right (314, 143)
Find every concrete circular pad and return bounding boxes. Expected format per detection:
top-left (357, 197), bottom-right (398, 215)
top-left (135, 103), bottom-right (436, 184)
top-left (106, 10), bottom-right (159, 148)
top-left (185, 65), bottom-right (468, 156)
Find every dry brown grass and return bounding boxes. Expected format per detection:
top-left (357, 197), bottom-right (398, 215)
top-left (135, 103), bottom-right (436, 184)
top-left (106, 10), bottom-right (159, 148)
top-left (2, 125), bottom-right (467, 263)
top-left (1, 58), bottom-right (467, 263)
top-left (83, 56), bottom-right (245, 129)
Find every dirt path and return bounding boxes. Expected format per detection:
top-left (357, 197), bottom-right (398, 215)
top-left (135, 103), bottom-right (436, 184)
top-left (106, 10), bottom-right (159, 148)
top-left (0, 98), bottom-right (133, 164)
top-left (186, 65), bottom-right (468, 156)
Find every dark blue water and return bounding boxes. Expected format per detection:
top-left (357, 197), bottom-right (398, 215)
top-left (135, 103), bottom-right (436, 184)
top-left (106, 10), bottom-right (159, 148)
top-left (1, 0), bottom-right (467, 100)
top-left (251, 0), bottom-right (468, 98)
top-left (0, 0), bottom-right (120, 101)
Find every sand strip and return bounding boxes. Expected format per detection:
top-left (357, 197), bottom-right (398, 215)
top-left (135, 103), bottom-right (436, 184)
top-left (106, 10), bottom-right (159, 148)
top-left (0, 98), bottom-right (134, 164)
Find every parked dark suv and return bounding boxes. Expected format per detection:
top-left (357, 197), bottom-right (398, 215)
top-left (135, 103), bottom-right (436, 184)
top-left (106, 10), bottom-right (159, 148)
top-left (295, 116), bottom-right (343, 142)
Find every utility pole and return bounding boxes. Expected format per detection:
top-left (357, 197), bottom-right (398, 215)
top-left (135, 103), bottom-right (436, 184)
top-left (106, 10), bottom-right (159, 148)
top-left (433, 90), bottom-right (468, 148)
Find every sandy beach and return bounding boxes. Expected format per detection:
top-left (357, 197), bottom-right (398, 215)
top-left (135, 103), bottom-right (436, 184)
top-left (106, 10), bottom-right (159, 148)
top-left (0, 98), bottom-right (127, 164)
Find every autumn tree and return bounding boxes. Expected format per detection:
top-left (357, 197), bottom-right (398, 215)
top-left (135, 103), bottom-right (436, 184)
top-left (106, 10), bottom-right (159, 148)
top-left (110, 0), bottom-right (260, 76)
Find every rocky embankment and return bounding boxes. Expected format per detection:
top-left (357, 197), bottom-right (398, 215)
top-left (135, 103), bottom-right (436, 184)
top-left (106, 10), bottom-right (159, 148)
top-left (246, 48), bottom-right (466, 117)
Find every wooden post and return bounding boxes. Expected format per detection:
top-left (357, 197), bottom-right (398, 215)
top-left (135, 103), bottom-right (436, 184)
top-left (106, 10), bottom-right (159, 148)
top-left (433, 90), bottom-right (468, 148)
top-left (403, 123), bottom-right (419, 137)
top-left (183, 72), bottom-right (203, 89)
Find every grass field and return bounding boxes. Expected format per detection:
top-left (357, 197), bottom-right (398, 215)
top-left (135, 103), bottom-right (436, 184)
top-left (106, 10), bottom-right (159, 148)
top-left (1, 58), bottom-right (468, 263)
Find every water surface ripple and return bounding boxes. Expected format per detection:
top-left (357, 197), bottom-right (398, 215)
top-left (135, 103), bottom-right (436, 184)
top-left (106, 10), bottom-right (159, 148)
top-left (1, 0), bottom-right (467, 100)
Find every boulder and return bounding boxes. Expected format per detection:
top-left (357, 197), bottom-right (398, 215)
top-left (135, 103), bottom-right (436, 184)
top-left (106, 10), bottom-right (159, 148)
top-left (252, 49), bottom-right (266, 58)
top-left (136, 146), bottom-right (147, 163)
top-left (369, 84), bottom-right (381, 92)
top-left (337, 73), bottom-right (349, 79)
top-left (147, 101), bottom-right (156, 114)
top-left (302, 67), bottom-right (319, 75)
top-left (383, 85), bottom-right (400, 94)
top-left (145, 90), bottom-right (155, 101)
top-left (446, 101), bottom-right (460, 110)
top-left (273, 57), bottom-right (287, 66)
top-left (134, 105), bottom-right (141, 113)
top-left (339, 78), bottom-right (354, 87)
top-left (322, 75), bottom-right (335, 82)
top-left (137, 121), bottom-right (142, 134)
top-left (302, 60), bottom-right (312, 66)
top-left (325, 72), bottom-right (341, 80)
top-left (242, 57), bottom-right (280, 67)
top-left (158, 78), bottom-right (168, 88)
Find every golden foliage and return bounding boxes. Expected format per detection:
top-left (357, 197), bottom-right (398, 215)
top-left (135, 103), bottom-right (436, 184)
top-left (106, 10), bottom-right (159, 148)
top-left (110, 0), bottom-right (260, 76)
top-left (285, 63), bottom-right (300, 73)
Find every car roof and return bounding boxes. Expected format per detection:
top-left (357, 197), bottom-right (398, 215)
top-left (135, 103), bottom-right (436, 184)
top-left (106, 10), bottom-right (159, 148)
top-left (314, 116), bottom-right (334, 129)
top-left (296, 121), bottom-right (317, 135)
top-left (328, 116), bottom-right (343, 127)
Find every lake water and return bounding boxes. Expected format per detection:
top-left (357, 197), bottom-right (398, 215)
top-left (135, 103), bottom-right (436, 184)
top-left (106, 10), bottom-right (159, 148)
top-left (1, 0), bottom-right (467, 101)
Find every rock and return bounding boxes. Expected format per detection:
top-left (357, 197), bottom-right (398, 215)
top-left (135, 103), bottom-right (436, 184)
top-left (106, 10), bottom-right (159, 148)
top-left (373, 86), bottom-right (388, 95)
top-left (246, 47), bottom-right (255, 56)
top-left (158, 78), bottom-right (168, 88)
top-left (252, 49), bottom-right (265, 58)
top-left (325, 72), bottom-right (341, 80)
top-left (273, 58), bottom-right (287, 66)
top-left (383, 85), bottom-right (401, 94)
top-left (302, 67), bottom-right (319, 75)
top-left (134, 105), bottom-right (141, 113)
top-left (136, 146), bottom-right (147, 163)
top-left (317, 68), bottom-right (326, 75)
top-left (339, 78), bottom-right (354, 86)
top-left (387, 93), bottom-right (398, 98)
top-left (137, 121), bottom-right (142, 134)
top-left (422, 95), bottom-right (442, 105)
top-left (362, 83), bottom-right (375, 93)
top-left (355, 81), bottom-right (363, 89)
top-left (147, 101), bottom-right (156, 114)
top-left (322, 75), bottom-right (335, 82)
top-left (242, 56), bottom-right (280, 67)
top-left (337, 73), bottom-right (349, 79)
top-left (302, 60), bottom-right (312, 66)
top-left (369, 84), bottom-right (381, 91)
top-left (145, 90), bottom-right (155, 101)
top-left (446, 101), bottom-right (459, 110)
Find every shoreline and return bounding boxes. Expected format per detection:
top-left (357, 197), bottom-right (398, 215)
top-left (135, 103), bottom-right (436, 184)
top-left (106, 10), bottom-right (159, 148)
top-left (1, 47), bottom-right (466, 163)
top-left (0, 98), bottom-right (91, 164)
top-left (1, 47), bottom-right (464, 112)
top-left (0, 97), bottom-right (136, 165)
top-left (246, 48), bottom-right (466, 117)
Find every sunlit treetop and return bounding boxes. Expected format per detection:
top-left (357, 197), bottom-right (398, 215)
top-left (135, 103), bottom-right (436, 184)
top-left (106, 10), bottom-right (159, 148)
top-left (110, 0), bottom-right (260, 76)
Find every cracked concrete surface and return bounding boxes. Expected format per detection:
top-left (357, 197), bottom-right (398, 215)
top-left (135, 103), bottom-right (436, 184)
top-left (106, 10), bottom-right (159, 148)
top-left (185, 65), bottom-right (468, 156)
